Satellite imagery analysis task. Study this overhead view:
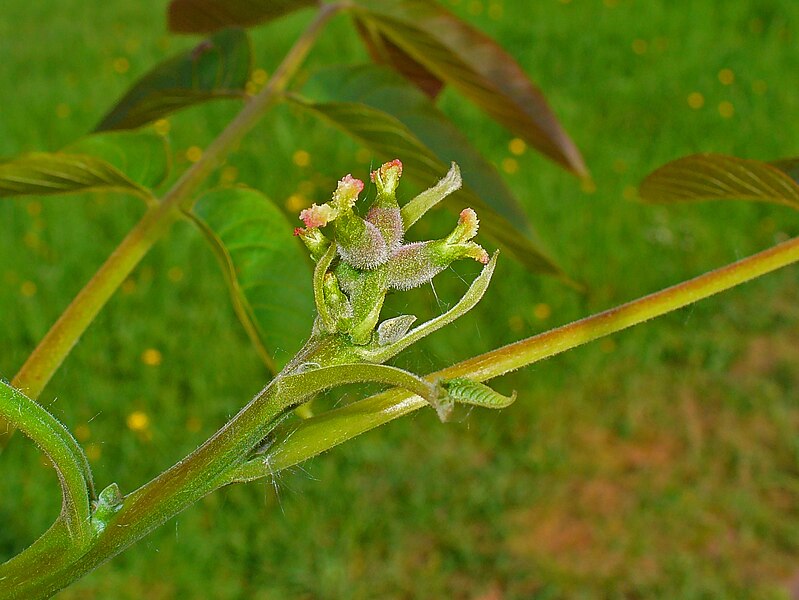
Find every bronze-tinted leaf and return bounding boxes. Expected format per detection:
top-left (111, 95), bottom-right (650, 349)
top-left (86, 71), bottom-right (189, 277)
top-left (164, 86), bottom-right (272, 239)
top-left (288, 89), bottom-right (563, 276)
top-left (354, 18), bottom-right (444, 99)
top-left (168, 0), bottom-right (315, 34)
top-left (640, 153), bottom-right (799, 209)
top-left (769, 157), bottom-right (799, 185)
top-left (0, 153), bottom-right (151, 201)
top-left (95, 28), bottom-right (251, 132)
top-left (353, 0), bottom-right (587, 176)
top-left (303, 65), bottom-right (531, 228)
top-left (191, 187), bottom-right (314, 371)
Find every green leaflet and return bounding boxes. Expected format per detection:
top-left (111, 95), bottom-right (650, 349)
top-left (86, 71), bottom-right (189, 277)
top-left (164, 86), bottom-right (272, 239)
top-left (95, 28), bottom-right (251, 132)
top-left (191, 187), bottom-right (314, 371)
top-left (0, 152), bottom-right (152, 201)
top-left (65, 130), bottom-right (170, 191)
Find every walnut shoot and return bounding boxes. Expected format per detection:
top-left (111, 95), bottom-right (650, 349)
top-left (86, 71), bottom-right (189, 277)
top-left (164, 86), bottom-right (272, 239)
top-left (293, 159), bottom-right (513, 418)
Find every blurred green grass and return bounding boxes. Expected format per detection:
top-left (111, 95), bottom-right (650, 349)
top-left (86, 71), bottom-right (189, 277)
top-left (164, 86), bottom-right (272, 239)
top-left (2, 0), bottom-right (799, 598)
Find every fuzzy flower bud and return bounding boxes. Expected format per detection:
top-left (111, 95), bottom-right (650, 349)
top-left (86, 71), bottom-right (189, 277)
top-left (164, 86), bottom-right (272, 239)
top-left (336, 220), bottom-right (389, 270)
top-left (370, 159), bottom-right (403, 197)
top-left (331, 173), bottom-right (390, 270)
top-left (386, 209), bottom-right (488, 290)
top-left (297, 160), bottom-right (492, 347)
top-left (299, 203), bottom-right (337, 229)
top-left (365, 160), bottom-right (404, 254)
top-left (294, 226), bottom-right (331, 260)
top-left (331, 174), bottom-right (364, 210)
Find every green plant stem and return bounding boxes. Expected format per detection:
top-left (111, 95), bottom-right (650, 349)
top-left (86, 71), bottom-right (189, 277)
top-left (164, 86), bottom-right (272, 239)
top-left (4, 236), bottom-right (797, 597)
top-left (242, 235), bottom-right (799, 477)
top-left (1, 2), bottom-right (343, 450)
top-left (0, 340), bottom-right (445, 598)
top-left (0, 376), bottom-right (286, 599)
top-left (0, 383), bottom-right (93, 545)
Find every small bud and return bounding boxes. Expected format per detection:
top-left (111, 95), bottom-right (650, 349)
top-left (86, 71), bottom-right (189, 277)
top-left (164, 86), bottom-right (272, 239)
top-left (295, 226), bottom-right (331, 259)
top-left (91, 482), bottom-right (124, 535)
top-left (323, 272), bottom-right (354, 331)
top-left (370, 159), bottom-right (403, 197)
top-left (377, 314), bottom-right (417, 346)
top-left (453, 208), bottom-right (479, 241)
top-left (331, 174), bottom-right (364, 210)
top-left (299, 203), bottom-right (337, 229)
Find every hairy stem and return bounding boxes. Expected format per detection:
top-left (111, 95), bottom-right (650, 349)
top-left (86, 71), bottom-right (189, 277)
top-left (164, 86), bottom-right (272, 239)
top-left (1, 3), bottom-right (343, 449)
top-left (255, 235), bottom-right (799, 474)
top-left (0, 375), bottom-right (286, 599)
top-left (0, 382), bottom-right (93, 545)
top-left (0, 338), bottom-right (439, 597)
top-left (4, 238), bottom-right (797, 596)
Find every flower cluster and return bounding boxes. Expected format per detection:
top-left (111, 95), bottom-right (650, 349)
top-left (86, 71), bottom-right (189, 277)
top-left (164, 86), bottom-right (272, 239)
top-left (295, 159), bottom-right (489, 346)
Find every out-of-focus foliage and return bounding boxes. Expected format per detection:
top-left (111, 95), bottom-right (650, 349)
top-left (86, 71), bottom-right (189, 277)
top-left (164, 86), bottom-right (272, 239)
top-left (2, 0), bottom-right (799, 598)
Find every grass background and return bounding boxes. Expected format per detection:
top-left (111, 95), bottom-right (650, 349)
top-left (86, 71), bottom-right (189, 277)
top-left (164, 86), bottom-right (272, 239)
top-left (2, 0), bottom-right (799, 597)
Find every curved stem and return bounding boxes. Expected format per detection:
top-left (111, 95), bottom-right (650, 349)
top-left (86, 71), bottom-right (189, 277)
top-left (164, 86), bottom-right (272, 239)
top-left (0, 382), bottom-right (93, 546)
top-left (280, 363), bottom-right (436, 401)
top-left (4, 237), bottom-right (797, 596)
top-left (1, 3), bottom-right (344, 449)
top-left (1, 368), bottom-right (289, 598)
top-left (258, 235), bottom-right (799, 474)
top-left (0, 332), bottom-right (350, 597)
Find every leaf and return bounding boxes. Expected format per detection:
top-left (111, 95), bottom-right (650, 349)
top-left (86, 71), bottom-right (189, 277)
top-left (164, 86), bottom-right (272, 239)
top-left (441, 377), bottom-right (516, 409)
top-left (304, 65), bottom-right (530, 230)
top-left (354, 19), bottom-right (444, 98)
top-left (64, 131), bottom-right (171, 190)
top-left (353, 0), bottom-right (587, 176)
top-left (769, 158), bottom-right (799, 185)
top-left (290, 96), bottom-right (560, 275)
top-left (0, 153), bottom-right (152, 201)
top-left (95, 28), bottom-right (251, 132)
top-left (191, 187), bottom-right (314, 371)
top-left (168, 0), bottom-right (315, 34)
top-left (639, 153), bottom-right (799, 210)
